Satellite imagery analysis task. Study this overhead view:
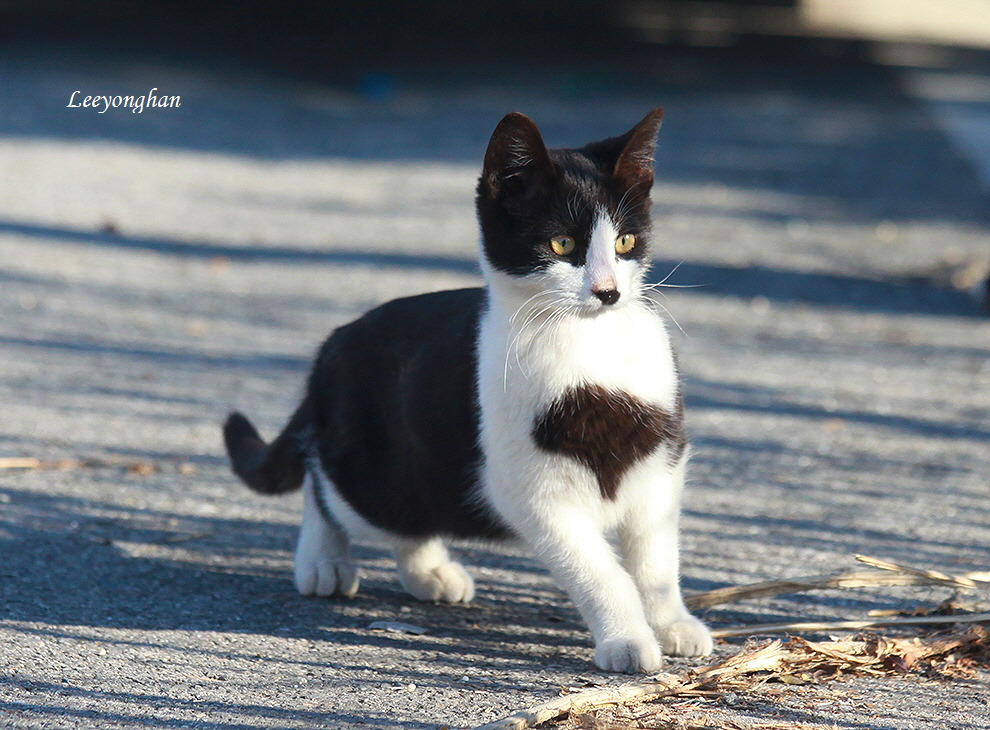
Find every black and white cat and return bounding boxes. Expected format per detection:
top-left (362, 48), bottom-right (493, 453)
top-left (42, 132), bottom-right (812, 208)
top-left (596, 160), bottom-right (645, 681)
top-left (224, 109), bottom-right (713, 673)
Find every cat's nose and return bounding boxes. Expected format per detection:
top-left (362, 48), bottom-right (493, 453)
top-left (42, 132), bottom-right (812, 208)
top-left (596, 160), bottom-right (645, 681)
top-left (593, 288), bottom-right (620, 305)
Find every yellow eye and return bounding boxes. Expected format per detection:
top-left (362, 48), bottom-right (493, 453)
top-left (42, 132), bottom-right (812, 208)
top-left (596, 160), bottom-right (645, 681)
top-left (615, 233), bottom-right (636, 255)
top-left (549, 235), bottom-right (576, 256)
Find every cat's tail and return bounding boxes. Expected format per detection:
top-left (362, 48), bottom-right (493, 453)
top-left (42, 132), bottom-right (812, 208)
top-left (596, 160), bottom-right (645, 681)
top-left (223, 403), bottom-right (310, 494)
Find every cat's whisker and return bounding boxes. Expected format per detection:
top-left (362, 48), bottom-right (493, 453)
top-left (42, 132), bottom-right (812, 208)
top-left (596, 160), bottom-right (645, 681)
top-left (509, 305), bottom-right (551, 369)
top-left (641, 262), bottom-right (707, 306)
top-left (641, 296), bottom-right (666, 324)
top-left (566, 191), bottom-right (582, 225)
top-left (613, 186), bottom-right (641, 229)
top-left (646, 260), bottom-right (687, 290)
top-left (548, 306), bottom-right (576, 346)
top-left (530, 299), bottom-right (572, 342)
top-left (537, 307), bottom-right (564, 341)
top-left (509, 291), bottom-right (560, 325)
top-left (518, 296), bottom-right (564, 331)
top-left (512, 291), bottom-right (568, 339)
top-left (644, 291), bottom-right (688, 336)
top-left (517, 299), bottom-right (570, 378)
top-left (507, 294), bottom-right (563, 350)
top-left (522, 307), bottom-right (564, 358)
top-left (504, 294), bottom-right (569, 388)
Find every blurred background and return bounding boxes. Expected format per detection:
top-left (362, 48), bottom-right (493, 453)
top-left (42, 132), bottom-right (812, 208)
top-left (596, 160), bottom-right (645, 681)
top-left (2, 0), bottom-right (988, 268)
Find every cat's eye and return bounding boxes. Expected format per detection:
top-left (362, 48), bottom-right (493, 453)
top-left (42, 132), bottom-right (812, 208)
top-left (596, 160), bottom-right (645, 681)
top-left (615, 233), bottom-right (637, 255)
top-left (549, 235), bottom-right (576, 256)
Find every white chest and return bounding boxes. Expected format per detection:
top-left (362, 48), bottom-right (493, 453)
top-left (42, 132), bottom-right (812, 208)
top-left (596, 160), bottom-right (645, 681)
top-left (477, 298), bottom-right (680, 416)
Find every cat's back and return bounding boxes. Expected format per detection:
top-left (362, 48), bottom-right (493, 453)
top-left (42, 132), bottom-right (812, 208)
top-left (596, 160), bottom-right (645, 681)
top-left (328, 286), bottom-right (485, 350)
top-left (309, 287), bottom-right (484, 385)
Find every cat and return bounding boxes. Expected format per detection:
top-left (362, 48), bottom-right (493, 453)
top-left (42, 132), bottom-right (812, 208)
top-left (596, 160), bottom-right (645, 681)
top-left (223, 109), bottom-right (713, 673)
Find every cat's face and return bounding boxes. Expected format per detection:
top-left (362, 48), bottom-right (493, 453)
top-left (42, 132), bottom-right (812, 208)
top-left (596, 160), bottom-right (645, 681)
top-left (476, 110), bottom-right (663, 314)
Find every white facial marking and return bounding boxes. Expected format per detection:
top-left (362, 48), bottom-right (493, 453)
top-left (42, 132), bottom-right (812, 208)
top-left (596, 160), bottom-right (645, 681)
top-left (586, 211), bottom-right (620, 298)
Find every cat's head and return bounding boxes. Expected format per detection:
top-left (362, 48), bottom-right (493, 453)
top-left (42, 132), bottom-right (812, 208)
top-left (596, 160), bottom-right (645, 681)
top-left (476, 109), bottom-right (663, 313)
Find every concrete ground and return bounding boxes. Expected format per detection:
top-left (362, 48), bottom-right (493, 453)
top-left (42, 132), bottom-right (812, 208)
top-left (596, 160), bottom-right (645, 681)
top-left (1, 16), bottom-right (989, 730)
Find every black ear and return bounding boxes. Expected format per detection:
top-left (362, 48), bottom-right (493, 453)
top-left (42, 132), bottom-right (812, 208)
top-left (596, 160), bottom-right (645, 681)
top-left (585, 107), bottom-right (664, 189)
top-left (614, 107), bottom-right (663, 188)
top-left (480, 112), bottom-right (553, 199)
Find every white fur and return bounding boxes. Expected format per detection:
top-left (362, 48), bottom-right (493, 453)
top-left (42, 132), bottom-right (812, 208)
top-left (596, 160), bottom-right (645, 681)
top-left (475, 210), bottom-right (711, 672)
top-left (296, 209), bottom-right (711, 673)
top-left (584, 212), bottom-right (626, 296)
top-left (294, 472), bottom-right (360, 597)
top-left (394, 537), bottom-right (475, 603)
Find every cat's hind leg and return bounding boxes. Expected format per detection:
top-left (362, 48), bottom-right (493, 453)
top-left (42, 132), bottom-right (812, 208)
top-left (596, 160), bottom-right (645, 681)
top-left (393, 537), bottom-right (474, 603)
top-left (294, 472), bottom-right (360, 597)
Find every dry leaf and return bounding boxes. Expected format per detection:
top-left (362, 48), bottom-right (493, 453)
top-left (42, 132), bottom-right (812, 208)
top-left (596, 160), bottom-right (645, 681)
top-left (474, 625), bottom-right (990, 730)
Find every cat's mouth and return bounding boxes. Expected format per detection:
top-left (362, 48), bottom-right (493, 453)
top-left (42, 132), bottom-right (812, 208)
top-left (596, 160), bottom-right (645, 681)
top-left (576, 297), bottom-right (626, 317)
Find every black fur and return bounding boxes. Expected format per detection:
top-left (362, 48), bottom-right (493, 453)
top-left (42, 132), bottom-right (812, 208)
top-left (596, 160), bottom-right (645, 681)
top-left (306, 288), bottom-right (511, 539)
top-left (226, 288), bottom-right (511, 540)
top-left (476, 110), bottom-right (661, 276)
top-left (532, 385), bottom-right (685, 500)
top-left (224, 405), bottom-right (309, 494)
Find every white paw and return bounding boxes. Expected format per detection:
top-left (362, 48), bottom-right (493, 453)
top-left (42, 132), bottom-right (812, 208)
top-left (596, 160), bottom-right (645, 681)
top-left (656, 616), bottom-right (713, 657)
top-left (594, 636), bottom-right (663, 674)
top-left (398, 561), bottom-right (474, 603)
top-left (294, 555), bottom-right (360, 598)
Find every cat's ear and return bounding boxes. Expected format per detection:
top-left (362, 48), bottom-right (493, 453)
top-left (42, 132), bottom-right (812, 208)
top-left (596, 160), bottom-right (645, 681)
top-left (588, 107), bottom-right (664, 189)
top-left (480, 112), bottom-right (553, 200)
top-left (614, 107), bottom-right (663, 188)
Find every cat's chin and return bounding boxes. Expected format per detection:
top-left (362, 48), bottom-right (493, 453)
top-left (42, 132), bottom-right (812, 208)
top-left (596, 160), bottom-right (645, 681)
top-left (576, 300), bottom-right (629, 318)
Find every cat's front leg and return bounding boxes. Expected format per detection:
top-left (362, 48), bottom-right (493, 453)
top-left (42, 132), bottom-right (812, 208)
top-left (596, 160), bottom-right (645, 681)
top-left (617, 464), bottom-right (712, 657)
top-left (521, 511), bottom-right (663, 673)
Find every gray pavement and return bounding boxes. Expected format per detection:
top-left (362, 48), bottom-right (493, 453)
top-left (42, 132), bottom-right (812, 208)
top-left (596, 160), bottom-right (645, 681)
top-left (1, 27), bottom-right (989, 730)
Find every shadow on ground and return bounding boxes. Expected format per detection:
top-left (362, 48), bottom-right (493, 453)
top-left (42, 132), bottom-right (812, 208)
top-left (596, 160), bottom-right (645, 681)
top-left (0, 480), bottom-right (588, 669)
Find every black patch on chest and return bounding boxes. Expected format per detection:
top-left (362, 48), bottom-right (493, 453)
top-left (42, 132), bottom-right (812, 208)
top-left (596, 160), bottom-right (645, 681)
top-left (532, 385), bottom-right (685, 500)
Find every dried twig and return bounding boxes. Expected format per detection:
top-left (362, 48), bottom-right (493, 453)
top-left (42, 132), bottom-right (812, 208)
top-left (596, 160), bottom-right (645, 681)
top-left (710, 611), bottom-right (990, 639)
top-left (685, 556), bottom-right (986, 610)
top-left (471, 675), bottom-right (685, 730)
top-left (0, 456), bottom-right (164, 474)
top-left (686, 571), bottom-right (946, 610)
top-left (473, 642), bottom-right (815, 730)
top-left (854, 554), bottom-right (989, 589)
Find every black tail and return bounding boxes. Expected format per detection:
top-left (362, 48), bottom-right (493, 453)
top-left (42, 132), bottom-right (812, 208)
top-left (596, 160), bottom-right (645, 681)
top-left (223, 403), bottom-right (310, 494)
